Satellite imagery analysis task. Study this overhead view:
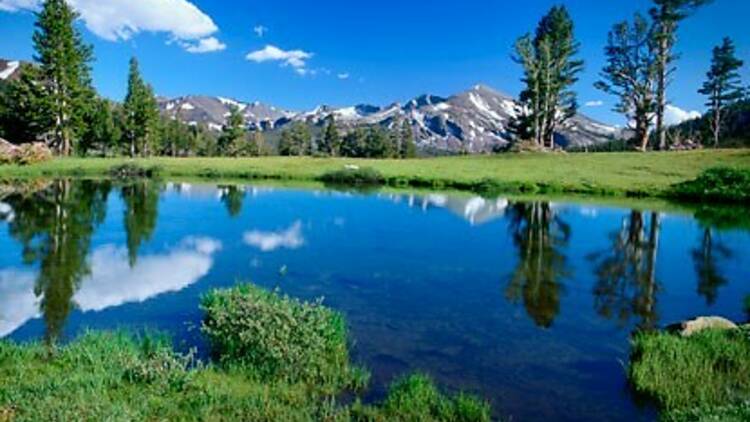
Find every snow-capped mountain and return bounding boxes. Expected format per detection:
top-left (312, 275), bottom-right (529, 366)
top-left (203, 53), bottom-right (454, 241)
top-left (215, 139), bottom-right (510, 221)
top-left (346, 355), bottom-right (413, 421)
top-left (159, 85), bottom-right (617, 153)
top-left (159, 95), bottom-right (295, 132)
top-left (0, 59), bottom-right (22, 82)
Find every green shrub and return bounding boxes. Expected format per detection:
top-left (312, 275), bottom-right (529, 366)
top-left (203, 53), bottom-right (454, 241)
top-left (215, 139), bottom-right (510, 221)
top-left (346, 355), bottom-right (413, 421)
top-left (109, 163), bottom-right (162, 178)
top-left (744, 295), bottom-right (750, 320)
top-left (629, 328), bottom-right (750, 414)
top-left (352, 374), bottom-right (491, 422)
top-left (670, 167), bottom-right (750, 203)
top-left (319, 167), bottom-right (385, 186)
top-left (201, 284), bottom-right (360, 390)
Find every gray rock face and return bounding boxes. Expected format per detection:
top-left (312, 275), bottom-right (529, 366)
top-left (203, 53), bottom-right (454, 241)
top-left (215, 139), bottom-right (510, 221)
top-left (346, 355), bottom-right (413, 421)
top-left (161, 84), bottom-right (619, 153)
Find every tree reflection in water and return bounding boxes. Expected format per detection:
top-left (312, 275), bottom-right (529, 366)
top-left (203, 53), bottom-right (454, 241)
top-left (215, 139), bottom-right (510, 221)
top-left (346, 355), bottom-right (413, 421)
top-left (218, 185), bottom-right (246, 218)
top-left (504, 202), bottom-right (571, 328)
top-left (5, 179), bottom-right (111, 346)
top-left (121, 181), bottom-right (160, 267)
top-left (590, 211), bottom-right (661, 331)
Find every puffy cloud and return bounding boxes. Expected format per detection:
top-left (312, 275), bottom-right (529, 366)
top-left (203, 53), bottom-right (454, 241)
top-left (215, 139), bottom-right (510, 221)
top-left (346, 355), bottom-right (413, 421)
top-left (76, 237), bottom-right (221, 312)
top-left (0, 236), bottom-right (221, 337)
top-left (0, 0), bottom-right (37, 12)
top-left (0, 269), bottom-right (37, 337)
top-left (585, 100), bottom-right (604, 107)
top-left (246, 45), bottom-right (313, 74)
top-left (337, 73), bottom-right (350, 80)
top-left (179, 36), bottom-right (226, 54)
top-left (244, 221), bottom-right (305, 252)
top-left (664, 105), bottom-right (702, 126)
top-left (0, 0), bottom-right (225, 54)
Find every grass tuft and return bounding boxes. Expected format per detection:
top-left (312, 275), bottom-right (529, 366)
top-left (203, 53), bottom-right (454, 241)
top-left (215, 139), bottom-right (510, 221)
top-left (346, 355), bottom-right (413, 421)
top-left (669, 167), bottom-right (750, 203)
top-left (629, 328), bottom-right (750, 417)
top-left (319, 167), bottom-right (385, 186)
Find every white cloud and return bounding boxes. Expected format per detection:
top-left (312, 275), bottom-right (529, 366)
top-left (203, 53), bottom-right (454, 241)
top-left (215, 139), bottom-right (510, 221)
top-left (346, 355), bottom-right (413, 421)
top-left (664, 105), bottom-right (702, 126)
top-left (585, 100), bottom-right (604, 107)
top-left (0, 269), bottom-right (37, 337)
top-left (0, 0), bottom-right (225, 54)
top-left (0, 236), bottom-right (221, 337)
top-left (76, 237), bottom-right (221, 312)
top-left (243, 221), bottom-right (305, 252)
top-left (0, 0), bottom-right (37, 12)
top-left (253, 25), bottom-right (267, 37)
top-left (180, 36), bottom-right (226, 53)
top-left (337, 73), bottom-right (350, 80)
top-left (246, 45), bottom-right (313, 75)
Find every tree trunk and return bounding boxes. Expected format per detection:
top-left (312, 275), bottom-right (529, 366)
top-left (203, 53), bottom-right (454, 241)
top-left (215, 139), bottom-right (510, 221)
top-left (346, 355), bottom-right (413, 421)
top-left (656, 35), bottom-right (669, 151)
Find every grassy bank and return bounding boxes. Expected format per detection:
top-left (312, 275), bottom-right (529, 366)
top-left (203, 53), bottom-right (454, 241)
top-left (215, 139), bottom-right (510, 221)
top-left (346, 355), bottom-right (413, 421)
top-left (1, 150), bottom-right (749, 197)
top-left (629, 328), bottom-right (750, 421)
top-left (0, 284), bottom-right (490, 422)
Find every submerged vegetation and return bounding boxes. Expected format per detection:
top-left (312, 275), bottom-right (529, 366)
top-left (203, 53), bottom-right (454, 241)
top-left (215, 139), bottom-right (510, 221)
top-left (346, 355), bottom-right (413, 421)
top-left (629, 328), bottom-right (750, 420)
top-left (0, 284), bottom-right (491, 422)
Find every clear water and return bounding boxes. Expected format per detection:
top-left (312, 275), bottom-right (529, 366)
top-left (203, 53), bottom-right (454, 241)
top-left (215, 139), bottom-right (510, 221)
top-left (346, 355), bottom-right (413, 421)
top-left (1, 179), bottom-right (748, 421)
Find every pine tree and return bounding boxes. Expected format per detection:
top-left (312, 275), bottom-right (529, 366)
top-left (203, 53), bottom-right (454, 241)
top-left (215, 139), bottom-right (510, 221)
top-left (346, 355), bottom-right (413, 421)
top-left (513, 6), bottom-right (584, 149)
top-left (32, 0), bottom-right (94, 155)
top-left (650, 0), bottom-right (713, 150)
top-left (698, 37), bottom-right (744, 147)
top-left (595, 13), bottom-right (658, 151)
top-left (340, 128), bottom-right (366, 157)
top-left (80, 98), bottom-right (120, 156)
top-left (278, 122), bottom-right (311, 156)
top-left (0, 64), bottom-right (51, 142)
top-left (399, 119), bottom-right (417, 158)
top-left (364, 126), bottom-right (392, 158)
top-left (122, 57), bottom-right (159, 157)
top-left (319, 116), bottom-right (341, 156)
top-left (218, 105), bottom-right (246, 156)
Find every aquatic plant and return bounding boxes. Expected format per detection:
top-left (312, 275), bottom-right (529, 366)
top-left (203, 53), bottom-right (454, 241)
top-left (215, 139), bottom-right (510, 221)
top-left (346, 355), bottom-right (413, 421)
top-left (629, 327), bottom-right (750, 416)
top-left (201, 284), bottom-right (365, 391)
top-left (0, 285), bottom-right (491, 421)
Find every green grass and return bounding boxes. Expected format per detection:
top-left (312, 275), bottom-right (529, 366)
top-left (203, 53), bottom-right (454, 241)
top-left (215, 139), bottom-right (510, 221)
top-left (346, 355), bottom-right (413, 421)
top-left (629, 328), bottom-right (750, 419)
top-left (0, 284), bottom-right (491, 422)
top-left (1, 150), bottom-right (749, 198)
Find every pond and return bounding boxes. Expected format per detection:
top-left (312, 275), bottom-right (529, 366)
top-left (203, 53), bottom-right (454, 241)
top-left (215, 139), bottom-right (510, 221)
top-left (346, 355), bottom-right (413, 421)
top-left (0, 179), bottom-right (748, 421)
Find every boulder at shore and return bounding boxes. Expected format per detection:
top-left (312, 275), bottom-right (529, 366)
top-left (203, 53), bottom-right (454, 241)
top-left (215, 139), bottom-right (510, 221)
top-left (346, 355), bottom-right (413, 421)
top-left (670, 316), bottom-right (739, 337)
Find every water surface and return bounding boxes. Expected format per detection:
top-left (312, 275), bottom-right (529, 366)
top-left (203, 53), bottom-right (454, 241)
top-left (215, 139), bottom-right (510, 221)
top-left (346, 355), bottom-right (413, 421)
top-left (1, 179), bottom-right (748, 421)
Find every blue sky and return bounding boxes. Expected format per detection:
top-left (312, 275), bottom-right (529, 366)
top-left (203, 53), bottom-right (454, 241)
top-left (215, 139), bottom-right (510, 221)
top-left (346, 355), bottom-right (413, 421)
top-left (1, 0), bottom-right (749, 125)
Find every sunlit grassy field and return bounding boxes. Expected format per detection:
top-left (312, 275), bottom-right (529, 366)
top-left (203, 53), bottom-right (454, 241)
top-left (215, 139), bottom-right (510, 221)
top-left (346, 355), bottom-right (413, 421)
top-left (1, 150), bottom-right (748, 196)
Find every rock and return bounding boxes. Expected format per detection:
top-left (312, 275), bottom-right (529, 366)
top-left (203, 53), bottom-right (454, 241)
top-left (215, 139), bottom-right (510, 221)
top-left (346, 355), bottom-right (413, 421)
top-left (671, 316), bottom-right (739, 337)
top-left (0, 137), bottom-right (20, 164)
top-left (0, 138), bottom-right (52, 165)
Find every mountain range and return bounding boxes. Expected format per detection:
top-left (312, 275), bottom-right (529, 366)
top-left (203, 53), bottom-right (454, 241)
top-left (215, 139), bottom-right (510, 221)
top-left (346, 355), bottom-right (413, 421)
top-left (159, 85), bottom-right (619, 153)
top-left (2, 57), bottom-right (617, 153)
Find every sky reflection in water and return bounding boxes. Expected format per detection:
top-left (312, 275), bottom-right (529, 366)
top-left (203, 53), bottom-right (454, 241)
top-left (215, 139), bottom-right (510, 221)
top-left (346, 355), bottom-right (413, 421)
top-left (0, 180), bottom-right (748, 422)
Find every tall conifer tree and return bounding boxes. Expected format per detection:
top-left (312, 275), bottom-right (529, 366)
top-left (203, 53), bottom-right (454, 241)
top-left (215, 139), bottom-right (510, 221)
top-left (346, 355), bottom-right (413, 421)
top-left (699, 37), bottom-right (744, 147)
top-left (650, 0), bottom-right (712, 150)
top-left (32, 0), bottom-right (94, 155)
top-left (513, 6), bottom-right (583, 149)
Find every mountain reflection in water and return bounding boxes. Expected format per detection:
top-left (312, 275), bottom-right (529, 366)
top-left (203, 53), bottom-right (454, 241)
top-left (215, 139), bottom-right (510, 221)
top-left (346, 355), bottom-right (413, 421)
top-left (0, 179), bottom-right (748, 422)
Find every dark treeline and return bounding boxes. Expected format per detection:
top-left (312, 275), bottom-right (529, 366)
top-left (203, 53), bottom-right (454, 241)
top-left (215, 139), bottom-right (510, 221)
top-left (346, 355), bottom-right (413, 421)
top-left (0, 0), bottom-right (746, 156)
